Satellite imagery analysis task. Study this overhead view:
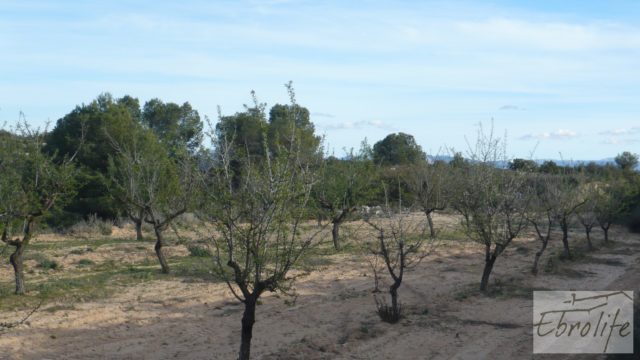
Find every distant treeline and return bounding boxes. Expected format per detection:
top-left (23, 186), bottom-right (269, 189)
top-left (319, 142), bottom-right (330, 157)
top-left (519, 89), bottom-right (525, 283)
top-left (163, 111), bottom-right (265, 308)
top-left (1, 92), bottom-right (639, 233)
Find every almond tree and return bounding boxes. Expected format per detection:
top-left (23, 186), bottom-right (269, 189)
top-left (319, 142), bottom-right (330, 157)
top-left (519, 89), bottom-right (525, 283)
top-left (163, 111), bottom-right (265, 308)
top-left (406, 160), bottom-right (447, 238)
top-left (315, 146), bottom-right (374, 250)
top-left (126, 207), bottom-right (146, 241)
top-left (595, 180), bottom-right (630, 243)
top-left (551, 175), bottom-right (585, 259)
top-left (202, 87), bottom-right (325, 360)
top-left (576, 183), bottom-right (598, 251)
top-left (450, 124), bottom-right (529, 291)
top-left (108, 126), bottom-right (195, 274)
top-left (525, 174), bottom-right (557, 275)
top-left (0, 119), bottom-right (79, 294)
top-left (364, 202), bottom-right (433, 323)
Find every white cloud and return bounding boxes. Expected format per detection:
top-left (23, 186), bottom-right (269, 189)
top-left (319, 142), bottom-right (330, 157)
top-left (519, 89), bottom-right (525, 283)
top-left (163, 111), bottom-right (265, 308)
top-left (499, 105), bottom-right (524, 111)
top-left (455, 18), bottom-right (640, 52)
top-left (519, 129), bottom-right (578, 140)
top-left (601, 137), bottom-right (640, 145)
top-left (599, 127), bottom-right (640, 136)
top-left (311, 112), bottom-right (335, 118)
top-left (323, 120), bottom-right (394, 131)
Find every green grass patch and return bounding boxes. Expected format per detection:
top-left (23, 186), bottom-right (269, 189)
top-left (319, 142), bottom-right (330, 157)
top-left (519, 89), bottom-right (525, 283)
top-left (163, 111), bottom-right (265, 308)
top-left (25, 252), bottom-right (61, 270)
top-left (171, 256), bottom-right (219, 282)
top-left (29, 237), bottom-right (147, 252)
top-left (76, 259), bottom-right (95, 267)
top-left (437, 228), bottom-right (469, 242)
top-left (187, 244), bottom-right (212, 257)
top-left (38, 258), bottom-right (60, 270)
top-left (0, 264), bottom-right (164, 312)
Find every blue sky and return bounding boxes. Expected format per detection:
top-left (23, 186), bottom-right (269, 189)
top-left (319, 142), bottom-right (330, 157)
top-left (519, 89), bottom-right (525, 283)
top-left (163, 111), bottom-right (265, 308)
top-left (1, 0), bottom-right (639, 159)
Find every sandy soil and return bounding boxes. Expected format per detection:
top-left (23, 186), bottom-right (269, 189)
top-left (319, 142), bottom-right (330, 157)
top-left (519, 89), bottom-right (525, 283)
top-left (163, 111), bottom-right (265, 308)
top-left (1, 214), bottom-right (639, 360)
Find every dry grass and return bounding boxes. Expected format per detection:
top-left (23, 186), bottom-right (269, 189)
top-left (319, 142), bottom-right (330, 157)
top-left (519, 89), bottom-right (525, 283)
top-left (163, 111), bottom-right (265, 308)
top-left (0, 213), bottom-right (638, 359)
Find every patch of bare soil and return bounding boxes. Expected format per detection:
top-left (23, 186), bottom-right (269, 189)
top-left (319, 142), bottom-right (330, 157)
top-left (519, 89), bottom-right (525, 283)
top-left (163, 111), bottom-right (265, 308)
top-left (1, 215), bottom-right (639, 359)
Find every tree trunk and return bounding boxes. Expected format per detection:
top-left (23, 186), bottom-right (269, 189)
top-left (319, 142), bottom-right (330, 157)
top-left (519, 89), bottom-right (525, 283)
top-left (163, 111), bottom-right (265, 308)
top-left (239, 296), bottom-right (257, 360)
top-left (426, 211), bottom-right (435, 238)
top-left (129, 208), bottom-right (145, 241)
top-left (154, 227), bottom-right (170, 274)
top-left (561, 223), bottom-right (571, 260)
top-left (480, 257), bottom-right (496, 292)
top-left (585, 228), bottom-right (593, 251)
top-left (603, 226), bottom-right (610, 243)
top-left (135, 219), bottom-right (143, 241)
top-left (532, 239), bottom-right (548, 275)
top-left (10, 242), bottom-right (26, 295)
top-left (390, 282), bottom-right (400, 319)
top-left (331, 221), bottom-right (340, 250)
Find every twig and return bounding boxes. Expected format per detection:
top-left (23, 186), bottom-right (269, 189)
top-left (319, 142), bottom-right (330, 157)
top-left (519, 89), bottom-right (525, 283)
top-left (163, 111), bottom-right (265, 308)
top-left (0, 300), bottom-right (43, 330)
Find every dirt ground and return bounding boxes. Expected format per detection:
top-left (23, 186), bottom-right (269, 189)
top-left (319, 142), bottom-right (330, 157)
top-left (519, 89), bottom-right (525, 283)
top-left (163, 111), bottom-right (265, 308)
top-left (0, 213), bottom-right (639, 359)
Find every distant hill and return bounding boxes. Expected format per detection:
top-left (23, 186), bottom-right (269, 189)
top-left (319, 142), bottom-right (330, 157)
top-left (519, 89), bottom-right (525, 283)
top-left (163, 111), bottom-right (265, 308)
top-left (428, 155), bottom-right (639, 171)
top-left (534, 158), bottom-right (639, 171)
top-left (534, 158), bottom-right (611, 167)
top-left (427, 155), bottom-right (453, 163)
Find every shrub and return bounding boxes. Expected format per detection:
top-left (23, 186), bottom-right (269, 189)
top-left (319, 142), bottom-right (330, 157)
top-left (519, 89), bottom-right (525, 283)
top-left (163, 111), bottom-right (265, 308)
top-left (67, 214), bottom-right (113, 236)
top-left (187, 244), bottom-right (212, 257)
top-left (98, 221), bottom-right (113, 236)
top-left (38, 257), bottom-right (60, 270)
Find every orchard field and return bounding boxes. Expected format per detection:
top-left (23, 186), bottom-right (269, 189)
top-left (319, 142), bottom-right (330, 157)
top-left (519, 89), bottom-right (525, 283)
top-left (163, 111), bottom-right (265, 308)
top-left (1, 90), bottom-right (639, 360)
top-left (1, 212), bottom-right (639, 359)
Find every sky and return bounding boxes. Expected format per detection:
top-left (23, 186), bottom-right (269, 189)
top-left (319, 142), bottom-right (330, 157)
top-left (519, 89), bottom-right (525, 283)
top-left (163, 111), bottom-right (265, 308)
top-left (1, 0), bottom-right (639, 160)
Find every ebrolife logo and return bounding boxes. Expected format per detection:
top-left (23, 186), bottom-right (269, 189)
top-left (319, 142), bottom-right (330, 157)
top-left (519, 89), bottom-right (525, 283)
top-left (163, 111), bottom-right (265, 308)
top-left (533, 291), bottom-right (634, 354)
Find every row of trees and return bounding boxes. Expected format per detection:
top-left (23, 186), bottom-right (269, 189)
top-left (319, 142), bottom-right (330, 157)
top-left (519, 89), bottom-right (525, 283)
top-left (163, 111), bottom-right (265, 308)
top-left (508, 152), bottom-right (639, 175)
top-left (0, 119), bottom-right (80, 294)
top-left (2, 86), bottom-right (639, 359)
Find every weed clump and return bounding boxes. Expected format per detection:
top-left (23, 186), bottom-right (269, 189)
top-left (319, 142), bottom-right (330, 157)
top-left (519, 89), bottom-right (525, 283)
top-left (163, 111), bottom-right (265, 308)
top-left (375, 297), bottom-right (402, 324)
top-left (77, 259), bottom-right (95, 267)
top-left (187, 244), bottom-right (212, 257)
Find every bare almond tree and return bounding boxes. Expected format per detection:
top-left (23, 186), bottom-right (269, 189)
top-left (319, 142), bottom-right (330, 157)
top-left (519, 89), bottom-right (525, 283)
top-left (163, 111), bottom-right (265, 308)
top-left (450, 123), bottom-right (529, 291)
top-left (203, 86), bottom-right (325, 360)
top-left (577, 183), bottom-right (598, 251)
top-left (526, 173), bottom-right (588, 271)
top-left (364, 204), bottom-right (433, 323)
top-left (525, 174), bottom-right (557, 275)
top-left (407, 160), bottom-right (447, 238)
top-left (551, 175), bottom-right (585, 260)
top-left (315, 147), bottom-right (373, 250)
top-left (595, 180), bottom-right (629, 243)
